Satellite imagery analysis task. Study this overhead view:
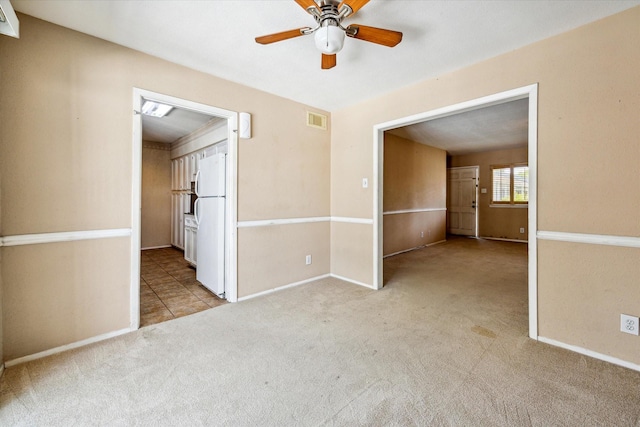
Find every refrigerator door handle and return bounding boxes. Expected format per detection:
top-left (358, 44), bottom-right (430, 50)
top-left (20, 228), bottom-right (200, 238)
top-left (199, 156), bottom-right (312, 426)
top-left (194, 198), bottom-right (201, 226)
top-left (195, 169), bottom-right (201, 197)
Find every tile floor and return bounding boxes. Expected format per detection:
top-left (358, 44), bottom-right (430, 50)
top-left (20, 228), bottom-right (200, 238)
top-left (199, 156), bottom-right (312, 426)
top-left (140, 247), bottom-right (226, 327)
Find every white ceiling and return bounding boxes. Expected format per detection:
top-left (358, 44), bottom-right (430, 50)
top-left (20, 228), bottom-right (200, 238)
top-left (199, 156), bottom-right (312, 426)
top-left (388, 98), bottom-right (529, 156)
top-left (12, 0), bottom-right (640, 113)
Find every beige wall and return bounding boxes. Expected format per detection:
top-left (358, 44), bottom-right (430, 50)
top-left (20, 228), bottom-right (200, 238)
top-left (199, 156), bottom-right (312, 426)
top-left (3, 238), bottom-right (131, 361)
top-left (449, 147), bottom-right (528, 241)
top-left (538, 241), bottom-right (640, 362)
top-left (330, 222), bottom-right (372, 286)
top-left (383, 134), bottom-right (446, 255)
top-left (331, 8), bottom-right (640, 365)
top-left (0, 15), bottom-right (330, 360)
top-left (141, 142), bottom-right (171, 249)
top-left (0, 189), bottom-right (3, 364)
top-left (238, 222), bottom-right (330, 298)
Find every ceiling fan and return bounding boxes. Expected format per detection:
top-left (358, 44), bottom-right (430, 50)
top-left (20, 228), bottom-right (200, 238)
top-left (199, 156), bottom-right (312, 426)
top-left (255, 0), bottom-right (403, 70)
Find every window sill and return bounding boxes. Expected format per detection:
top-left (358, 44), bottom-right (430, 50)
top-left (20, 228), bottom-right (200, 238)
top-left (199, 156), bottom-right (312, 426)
top-left (490, 204), bottom-right (528, 209)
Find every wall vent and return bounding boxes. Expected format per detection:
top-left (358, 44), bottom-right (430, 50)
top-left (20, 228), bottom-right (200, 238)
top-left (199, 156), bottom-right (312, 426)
top-left (306, 111), bottom-right (327, 130)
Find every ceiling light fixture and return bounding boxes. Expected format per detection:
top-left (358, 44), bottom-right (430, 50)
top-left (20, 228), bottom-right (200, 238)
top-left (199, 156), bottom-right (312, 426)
top-left (314, 20), bottom-right (345, 54)
top-left (141, 100), bottom-right (174, 118)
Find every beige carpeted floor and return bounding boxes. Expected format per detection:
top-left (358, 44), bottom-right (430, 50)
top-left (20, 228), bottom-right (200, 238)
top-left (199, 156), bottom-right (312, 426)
top-left (2, 237), bottom-right (639, 425)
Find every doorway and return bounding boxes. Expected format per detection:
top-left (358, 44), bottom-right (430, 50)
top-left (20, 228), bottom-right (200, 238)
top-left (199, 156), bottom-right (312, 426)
top-left (373, 84), bottom-right (538, 339)
top-left (131, 89), bottom-right (239, 330)
top-left (447, 166), bottom-right (479, 237)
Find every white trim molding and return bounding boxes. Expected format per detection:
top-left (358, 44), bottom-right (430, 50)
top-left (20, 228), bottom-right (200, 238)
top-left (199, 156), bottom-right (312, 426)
top-left (383, 208), bottom-right (446, 216)
top-left (0, 228), bottom-right (131, 247)
top-left (538, 336), bottom-right (640, 373)
top-left (237, 274), bottom-right (331, 302)
top-left (237, 217), bottom-right (330, 228)
top-left (489, 204), bottom-right (528, 209)
top-left (237, 272), bottom-right (378, 302)
top-left (141, 245), bottom-right (172, 251)
top-left (237, 216), bottom-right (374, 228)
top-left (373, 83), bottom-right (539, 339)
top-left (132, 88), bottom-right (240, 312)
top-left (537, 231), bottom-right (640, 248)
top-left (383, 240), bottom-right (447, 258)
top-left (331, 216), bottom-right (373, 224)
top-left (4, 327), bottom-right (133, 368)
top-left (330, 273), bottom-right (375, 290)
top-left (480, 237), bottom-right (527, 244)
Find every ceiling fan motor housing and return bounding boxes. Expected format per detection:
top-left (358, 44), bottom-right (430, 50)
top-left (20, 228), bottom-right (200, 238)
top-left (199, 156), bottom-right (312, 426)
top-left (311, 0), bottom-right (352, 54)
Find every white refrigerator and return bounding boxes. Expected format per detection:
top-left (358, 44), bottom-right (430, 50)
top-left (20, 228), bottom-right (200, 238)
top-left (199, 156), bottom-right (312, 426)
top-left (194, 153), bottom-right (226, 297)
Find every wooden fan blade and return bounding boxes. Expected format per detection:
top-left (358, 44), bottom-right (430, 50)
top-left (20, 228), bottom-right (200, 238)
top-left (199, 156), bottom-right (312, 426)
top-left (322, 53), bottom-right (336, 69)
top-left (338, 0), bottom-right (369, 15)
top-left (255, 28), bottom-right (309, 45)
top-left (294, 0), bottom-right (320, 13)
top-left (346, 24), bottom-right (403, 47)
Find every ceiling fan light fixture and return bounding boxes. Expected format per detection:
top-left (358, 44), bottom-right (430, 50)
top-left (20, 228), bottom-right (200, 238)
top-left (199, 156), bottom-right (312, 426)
top-left (314, 22), bottom-right (345, 54)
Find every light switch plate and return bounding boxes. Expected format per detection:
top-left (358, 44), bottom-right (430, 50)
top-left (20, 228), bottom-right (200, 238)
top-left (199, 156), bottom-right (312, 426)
top-left (362, 178), bottom-right (368, 188)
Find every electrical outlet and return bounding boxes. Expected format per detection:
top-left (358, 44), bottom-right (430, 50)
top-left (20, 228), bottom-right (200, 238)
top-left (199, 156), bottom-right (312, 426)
top-left (420, 231), bottom-right (424, 238)
top-left (305, 255), bottom-right (312, 265)
top-left (362, 178), bottom-right (368, 188)
top-left (620, 314), bottom-right (639, 335)
top-left (520, 227), bottom-right (525, 234)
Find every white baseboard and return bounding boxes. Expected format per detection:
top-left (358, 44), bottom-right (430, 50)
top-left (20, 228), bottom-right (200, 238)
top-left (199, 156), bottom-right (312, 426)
top-left (141, 245), bottom-right (172, 250)
top-left (479, 236), bottom-right (527, 243)
top-left (4, 327), bottom-right (133, 368)
top-left (383, 239), bottom-right (447, 258)
top-left (329, 273), bottom-right (375, 289)
top-left (237, 274), bottom-right (331, 302)
top-left (538, 336), bottom-right (640, 373)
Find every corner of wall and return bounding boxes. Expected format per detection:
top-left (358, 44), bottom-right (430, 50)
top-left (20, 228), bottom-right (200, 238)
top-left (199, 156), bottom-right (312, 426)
top-left (0, 181), bottom-right (4, 368)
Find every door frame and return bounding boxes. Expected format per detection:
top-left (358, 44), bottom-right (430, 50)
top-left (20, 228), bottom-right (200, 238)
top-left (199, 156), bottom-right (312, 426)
top-left (373, 84), bottom-right (538, 339)
top-left (447, 166), bottom-right (479, 237)
top-left (131, 88), bottom-right (239, 330)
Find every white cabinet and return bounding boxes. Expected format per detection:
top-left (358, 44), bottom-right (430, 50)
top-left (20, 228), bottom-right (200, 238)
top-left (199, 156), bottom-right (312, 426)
top-left (179, 193), bottom-right (186, 249)
top-left (189, 154), bottom-right (197, 183)
top-left (170, 147), bottom-right (215, 251)
top-left (171, 159), bottom-right (179, 190)
top-left (171, 193), bottom-right (179, 246)
top-left (171, 193), bottom-right (184, 249)
top-left (183, 157), bottom-right (190, 190)
top-left (184, 214), bottom-right (197, 266)
top-left (178, 158), bottom-right (185, 190)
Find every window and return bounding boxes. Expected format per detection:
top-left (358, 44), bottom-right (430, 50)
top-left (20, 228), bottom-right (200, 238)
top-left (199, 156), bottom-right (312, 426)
top-left (491, 163), bottom-right (528, 205)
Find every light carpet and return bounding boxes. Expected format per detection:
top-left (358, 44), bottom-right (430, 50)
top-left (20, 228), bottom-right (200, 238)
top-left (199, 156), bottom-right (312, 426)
top-left (1, 237), bottom-right (639, 425)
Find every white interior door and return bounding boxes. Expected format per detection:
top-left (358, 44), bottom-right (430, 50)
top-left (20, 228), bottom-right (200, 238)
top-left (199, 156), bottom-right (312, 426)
top-left (447, 166), bottom-right (478, 236)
